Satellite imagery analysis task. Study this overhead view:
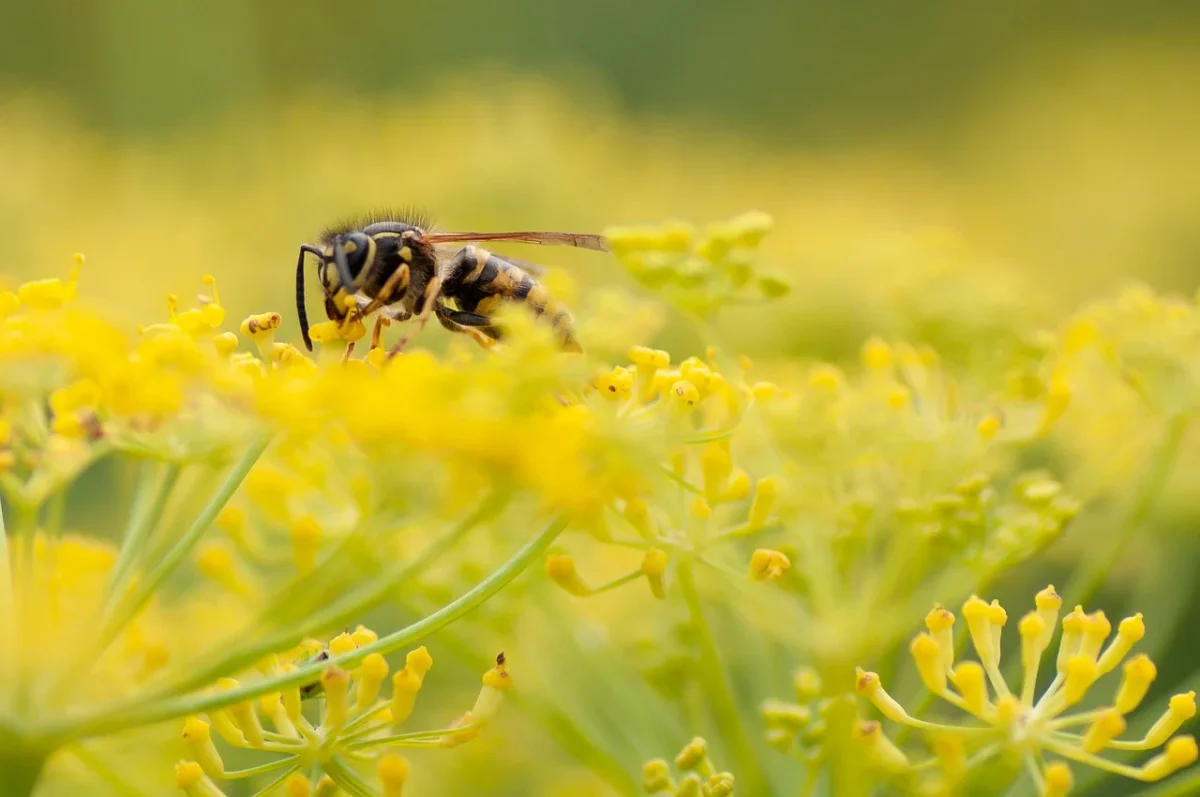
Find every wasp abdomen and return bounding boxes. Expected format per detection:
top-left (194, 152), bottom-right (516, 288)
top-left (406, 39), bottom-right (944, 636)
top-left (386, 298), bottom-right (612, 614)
top-left (444, 245), bottom-right (577, 348)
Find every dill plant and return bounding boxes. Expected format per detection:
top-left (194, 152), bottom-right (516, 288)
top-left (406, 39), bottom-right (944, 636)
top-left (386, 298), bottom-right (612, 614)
top-left (0, 216), bottom-right (1196, 797)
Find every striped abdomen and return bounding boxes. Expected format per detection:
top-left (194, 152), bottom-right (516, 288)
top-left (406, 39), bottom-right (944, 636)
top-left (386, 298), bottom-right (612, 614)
top-left (443, 245), bottom-right (578, 348)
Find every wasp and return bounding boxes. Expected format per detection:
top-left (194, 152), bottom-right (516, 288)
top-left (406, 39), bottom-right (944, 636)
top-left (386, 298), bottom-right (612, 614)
top-left (294, 213), bottom-right (607, 354)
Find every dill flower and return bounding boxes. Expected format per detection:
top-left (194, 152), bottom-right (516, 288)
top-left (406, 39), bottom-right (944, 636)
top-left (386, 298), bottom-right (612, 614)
top-left (175, 634), bottom-right (513, 795)
top-left (605, 212), bottom-right (785, 321)
top-left (855, 586), bottom-right (1197, 793)
top-left (0, 256), bottom-right (672, 794)
top-left (641, 737), bottom-right (736, 796)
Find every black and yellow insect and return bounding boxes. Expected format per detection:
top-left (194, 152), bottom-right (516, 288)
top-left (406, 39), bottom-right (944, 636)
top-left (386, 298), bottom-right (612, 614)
top-left (295, 213), bottom-right (607, 354)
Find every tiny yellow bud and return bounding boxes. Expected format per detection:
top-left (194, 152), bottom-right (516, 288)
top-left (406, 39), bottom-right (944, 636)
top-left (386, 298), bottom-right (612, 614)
top-left (977, 413), bottom-right (1002, 440)
top-left (1141, 735), bottom-right (1198, 781)
top-left (328, 632), bottom-right (357, 656)
top-left (378, 753), bottom-right (411, 797)
top-left (910, 633), bottom-right (946, 694)
top-left (670, 380), bottom-right (700, 407)
top-left (705, 773), bottom-right (735, 796)
top-left (861, 337), bottom-right (893, 370)
top-left (406, 646), bottom-right (433, 677)
top-left (1144, 692), bottom-right (1198, 749)
top-left (749, 549), bottom-right (790, 582)
top-left (596, 366), bottom-right (634, 398)
top-left (351, 624), bottom-right (378, 647)
top-left (1082, 708), bottom-right (1126, 753)
top-left (995, 694), bottom-right (1021, 726)
top-left (793, 666), bottom-right (822, 702)
top-left (284, 773), bottom-right (312, 797)
top-left (212, 331), bottom-right (239, 357)
top-left (1063, 655), bottom-right (1099, 707)
top-left (1079, 611), bottom-right (1112, 661)
top-left (1036, 585), bottom-right (1062, 651)
top-left (642, 548), bottom-right (669, 599)
top-left (642, 759), bottom-right (673, 792)
top-left (1036, 585), bottom-right (1063, 611)
top-left (181, 717), bottom-right (225, 780)
top-left (962, 595), bottom-right (996, 666)
top-left (1058, 606), bottom-right (1088, 673)
top-left (699, 444), bottom-right (733, 503)
top-left (856, 721), bottom-right (910, 773)
top-left (748, 476), bottom-right (780, 527)
top-left (1115, 654), bottom-right (1158, 714)
top-left (321, 666), bottom-right (351, 730)
top-left (675, 737), bottom-right (708, 770)
top-left (688, 496), bottom-right (712, 521)
top-left (855, 668), bottom-right (909, 724)
top-left (950, 661), bottom-right (988, 715)
top-left (356, 653), bottom-right (390, 711)
top-left (240, 312), bottom-right (282, 338)
top-left (629, 345), bottom-right (670, 369)
top-left (1097, 613), bottom-right (1145, 675)
top-left (545, 553), bottom-right (592, 597)
top-left (809, 364), bottom-right (843, 392)
top-left (721, 469), bottom-right (752, 502)
top-left (174, 761), bottom-right (206, 791)
top-left (926, 604), bottom-right (956, 670)
top-left (1043, 761), bottom-right (1073, 797)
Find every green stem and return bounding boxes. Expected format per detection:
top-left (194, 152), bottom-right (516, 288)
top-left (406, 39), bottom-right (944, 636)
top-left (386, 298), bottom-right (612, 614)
top-left (104, 461), bottom-right (183, 613)
top-left (159, 491), bottom-right (508, 700)
top-left (676, 560), bottom-right (767, 796)
top-left (47, 436), bottom-right (268, 701)
top-left (53, 515), bottom-right (568, 740)
top-left (0, 732), bottom-right (49, 797)
top-left (1065, 412), bottom-right (1189, 606)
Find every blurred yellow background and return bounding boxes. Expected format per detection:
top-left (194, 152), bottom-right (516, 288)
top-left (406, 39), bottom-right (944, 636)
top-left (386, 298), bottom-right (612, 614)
top-left (2, 2), bottom-right (1199, 360)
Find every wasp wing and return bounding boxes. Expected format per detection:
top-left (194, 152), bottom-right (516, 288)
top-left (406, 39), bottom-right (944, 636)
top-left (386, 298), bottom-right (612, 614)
top-left (432, 243), bottom-right (549, 276)
top-left (424, 231), bottom-right (609, 252)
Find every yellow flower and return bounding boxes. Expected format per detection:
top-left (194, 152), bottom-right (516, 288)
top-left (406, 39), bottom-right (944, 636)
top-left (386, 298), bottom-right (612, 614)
top-left (856, 587), bottom-right (1197, 789)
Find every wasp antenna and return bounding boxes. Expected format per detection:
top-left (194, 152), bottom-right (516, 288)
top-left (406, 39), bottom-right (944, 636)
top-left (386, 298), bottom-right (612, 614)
top-left (296, 245), bottom-right (315, 351)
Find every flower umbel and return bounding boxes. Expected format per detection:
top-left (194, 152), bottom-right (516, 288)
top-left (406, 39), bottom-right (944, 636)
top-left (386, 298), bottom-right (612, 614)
top-left (176, 634), bottom-right (513, 795)
top-left (641, 736), bottom-right (736, 796)
top-left (856, 586), bottom-right (1197, 792)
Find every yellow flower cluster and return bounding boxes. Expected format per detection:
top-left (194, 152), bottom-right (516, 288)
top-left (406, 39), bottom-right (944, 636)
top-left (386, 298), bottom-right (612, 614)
top-left (856, 587), bottom-right (1196, 794)
top-left (0, 256), bottom-right (681, 794)
top-left (605, 212), bottom-right (785, 319)
top-left (176, 629), bottom-right (512, 796)
top-left (642, 737), bottom-right (736, 796)
top-left (544, 344), bottom-right (786, 603)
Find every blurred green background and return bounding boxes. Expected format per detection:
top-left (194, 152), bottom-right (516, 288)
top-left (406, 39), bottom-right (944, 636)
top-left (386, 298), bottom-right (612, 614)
top-left (4, 3), bottom-right (1200, 795)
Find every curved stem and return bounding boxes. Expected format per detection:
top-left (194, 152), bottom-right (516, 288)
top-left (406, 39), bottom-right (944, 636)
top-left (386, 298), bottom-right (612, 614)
top-left (104, 461), bottom-right (183, 613)
top-left (45, 436), bottom-right (269, 701)
top-left (52, 515), bottom-right (568, 741)
top-left (676, 560), bottom-right (768, 796)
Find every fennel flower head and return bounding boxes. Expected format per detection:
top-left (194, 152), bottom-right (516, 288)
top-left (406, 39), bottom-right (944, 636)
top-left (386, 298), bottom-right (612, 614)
top-left (0, 249), bottom-right (708, 794)
top-left (854, 586), bottom-right (1197, 794)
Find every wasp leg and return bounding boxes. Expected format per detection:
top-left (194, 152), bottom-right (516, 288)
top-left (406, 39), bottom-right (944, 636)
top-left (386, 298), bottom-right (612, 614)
top-left (387, 276), bottom-right (444, 358)
top-left (369, 315), bottom-right (391, 350)
top-left (352, 264), bottom-right (411, 321)
top-left (342, 340), bottom-right (356, 363)
top-left (436, 306), bottom-right (501, 349)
